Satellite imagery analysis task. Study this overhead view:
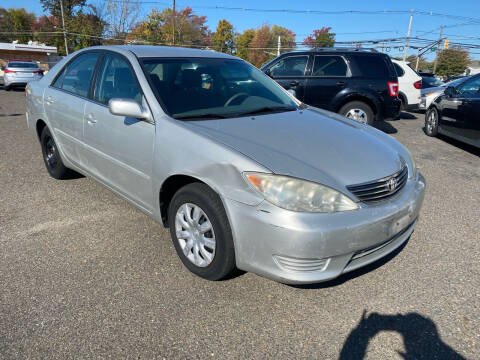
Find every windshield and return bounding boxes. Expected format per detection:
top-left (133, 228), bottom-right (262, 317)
top-left (444, 77), bottom-right (468, 87)
top-left (8, 62), bottom-right (38, 68)
top-left (141, 57), bottom-right (298, 119)
top-left (422, 76), bottom-right (444, 88)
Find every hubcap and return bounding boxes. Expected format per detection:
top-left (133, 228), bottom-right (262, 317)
top-left (427, 111), bottom-right (436, 132)
top-left (45, 137), bottom-right (57, 168)
top-left (345, 108), bottom-right (368, 124)
top-left (175, 203), bottom-right (216, 267)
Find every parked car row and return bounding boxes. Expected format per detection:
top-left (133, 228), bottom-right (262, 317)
top-left (25, 45), bottom-right (425, 284)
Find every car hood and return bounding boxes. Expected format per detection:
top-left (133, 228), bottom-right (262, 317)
top-left (184, 108), bottom-right (405, 190)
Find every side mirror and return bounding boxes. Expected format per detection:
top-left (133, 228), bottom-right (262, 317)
top-left (444, 86), bottom-right (455, 97)
top-left (108, 98), bottom-right (151, 121)
top-left (0, 66), bottom-right (5, 71)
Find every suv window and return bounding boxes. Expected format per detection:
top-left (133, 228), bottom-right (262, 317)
top-left (269, 56), bottom-right (308, 77)
top-left (94, 54), bottom-right (142, 105)
top-left (57, 53), bottom-right (99, 97)
top-left (393, 63), bottom-right (405, 77)
top-left (457, 76), bottom-right (480, 96)
top-left (353, 55), bottom-right (389, 78)
top-left (312, 55), bottom-right (348, 77)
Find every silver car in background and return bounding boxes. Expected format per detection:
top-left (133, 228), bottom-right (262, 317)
top-left (1, 60), bottom-right (43, 90)
top-left (25, 46), bottom-right (425, 284)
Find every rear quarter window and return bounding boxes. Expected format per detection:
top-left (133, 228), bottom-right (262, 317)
top-left (351, 54), bottom-right (393, 79)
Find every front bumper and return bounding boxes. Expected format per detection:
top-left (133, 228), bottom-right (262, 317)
top-left (224, 172), bottom-right (426, 284)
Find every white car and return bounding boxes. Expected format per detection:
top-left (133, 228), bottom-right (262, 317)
top-left (392, 60), bottom-right (422, 111)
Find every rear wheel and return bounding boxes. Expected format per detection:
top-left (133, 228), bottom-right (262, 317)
top-left (40, 126), bottom-right (72, 179)
top-left (4, 85), bottom-right (10, 91)
top-left (425, 107), bottom-right (439, 137)
top-left (168, 183), bottom-right (236, 281)
top-left (339, 101), bottom-right (374, 125)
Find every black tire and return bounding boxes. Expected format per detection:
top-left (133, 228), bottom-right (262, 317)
top-left (399, 96), bottom-right (407, 111)
top-left (425, 107), bottom-right (439, 137)
top-left (339, 101), bottom-right (374, 125)
top-left (40, 126), bottom-right (72, 179)
top-left (168, 183), bottom-right (236, 281)
top-left (5, 85), bottom-right (10, 91)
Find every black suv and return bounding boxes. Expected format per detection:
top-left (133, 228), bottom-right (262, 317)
top-left (261, 49), bottom-right (401, 124)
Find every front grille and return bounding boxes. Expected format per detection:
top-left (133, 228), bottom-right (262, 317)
top-left (347, 166), bottom-right (408, 203)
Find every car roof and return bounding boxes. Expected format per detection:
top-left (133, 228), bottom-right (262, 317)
top-left (84, 45), bottom-right (238, 59)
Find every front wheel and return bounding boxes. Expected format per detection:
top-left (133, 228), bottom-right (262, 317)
top-left (339, 101), bottom-right (374, 125)
top-left (425, 107), bottom-right (439, 137)
top-left (168, 183), bottom-right (236, 281)
top-left (40, 126), bottom-right (72, 179)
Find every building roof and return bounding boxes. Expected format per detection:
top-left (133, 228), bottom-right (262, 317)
top-left (0, 42), bottom-right (57, 54)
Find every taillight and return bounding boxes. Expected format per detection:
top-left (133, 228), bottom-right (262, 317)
top-left (4, 68), bottom-right (16, 73)
top-left (413, 80), bottom-right (422, 89)
top-left (388, 82), bottom-right (399, 97)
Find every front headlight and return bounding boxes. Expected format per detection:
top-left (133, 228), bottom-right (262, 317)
top-left (244, 172), bottom-right (359, 213)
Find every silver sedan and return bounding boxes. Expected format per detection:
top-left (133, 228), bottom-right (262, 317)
top-left (2, 60), bottom-right (43, 90)
top-left (25, 46), bottom-right (425, 284)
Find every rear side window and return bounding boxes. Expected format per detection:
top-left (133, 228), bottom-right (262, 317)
top-left (93, 54), bottom-right (142, 105)
top-left (312, 55), bottom-right (348, 77)
top-left (353, 55), bottom-right (390, 78)
top-left (269, 56), bottom-right (308, 77)
top-left (57, 53), bottom-right (100, 97)
top-left (393, 63), bottom-right (405, 77)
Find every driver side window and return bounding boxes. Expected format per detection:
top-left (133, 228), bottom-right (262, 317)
top-left (457, 77), bottom-right (480, 96)
top-left (269, 56), bottom-right (308, 77)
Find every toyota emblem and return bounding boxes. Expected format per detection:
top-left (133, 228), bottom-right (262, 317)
top-left (387, 178), bottom-right (398, 192)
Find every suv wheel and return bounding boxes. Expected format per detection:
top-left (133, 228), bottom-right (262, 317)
top-left (425, 107), bottom-right (439, 136)
top-left (340, 101), bottom-right (374, 125)
top-left (168, 183), bottom-right (236, 281)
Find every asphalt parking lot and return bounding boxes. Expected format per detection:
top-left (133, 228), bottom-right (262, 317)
top-left (1, 89), bottom-right (479, 359)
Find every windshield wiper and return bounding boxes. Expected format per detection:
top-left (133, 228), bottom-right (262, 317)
top-left (173, 113), bottom-right (228, 120)
top-left (234, 105), bottom-right (297, 117)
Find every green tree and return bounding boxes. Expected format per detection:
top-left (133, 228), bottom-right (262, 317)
top-left (405, 55), bottom-right (433, 72)
top-left (235, 29), bottom-right (255, 60)
top-left (303, 27), bottom-right (335, 48)
top-left (212, 19), bottom-right (235, 54)
top-left (436, 48), bottom-right (470, 77)
top-left (128, 7), bottom-right (211, 47)
top-left (0, 8), bottom-right (36, 43)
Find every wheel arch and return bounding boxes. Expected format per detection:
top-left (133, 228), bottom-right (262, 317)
top-left (35, 119), bottom-right (47, 140)
top-left (335, 94), bottom-right (378, 116)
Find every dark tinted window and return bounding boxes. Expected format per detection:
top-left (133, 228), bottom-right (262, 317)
top-left (353, 55), bottom-right (389, 78)
top-left (269, 56), bottom-right (308, 77)
top-left (312, 56), bottom-right (348, 76)
top-left (457, 76), bottom-right (480, 96)
top-left (8, 62), bottom-right (38, 68)
top-left (94, 54), bottom-right (142, 105)
top-left (393, 63), bottom-right (405, 77)
top-left (61, 53), bottom-right (99, 97)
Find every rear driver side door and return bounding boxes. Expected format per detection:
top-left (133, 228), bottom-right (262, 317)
top-left (82, 53), bottom-right (155, 211)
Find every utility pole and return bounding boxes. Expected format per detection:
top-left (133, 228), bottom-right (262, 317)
top-left (403, 9), bottom-right (414, 61)
top-left (415, 48), bottom-right (421, 71)
top-left (277, 36), bottom-right (281, 56)
top-left (172, 0), bottom-right (175, 46)
top-left (433, 25), bottom-right (444, 74)
top-left (59, 0), bottom-right (68, 55)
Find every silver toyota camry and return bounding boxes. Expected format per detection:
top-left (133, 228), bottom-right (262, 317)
top-left (25, 46), bottom-right (425, 284)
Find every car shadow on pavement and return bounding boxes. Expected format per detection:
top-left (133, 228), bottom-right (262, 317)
top-left (398, 112), bottom-right (418, 120)
top-left (338, 310), bottom-right (466, 360)
top-left (291, 237), bottom-right (409, 290)
top-left (373, 120), bottom-right (398, 134)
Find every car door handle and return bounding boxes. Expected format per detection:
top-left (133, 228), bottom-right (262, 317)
top-left (336, 81), bottom-right (346, 87)
top-left (290, 80), bottom-right (299, 87)
top-left (86, 113), bottom-right (97, 124)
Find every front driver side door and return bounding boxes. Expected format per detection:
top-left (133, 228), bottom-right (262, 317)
top-left (266, 55), bottom-right (309, 101)
top-left (82, 53), bottom-right (155, 211)
top-left (456, 76), bottom-right (480, 146)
